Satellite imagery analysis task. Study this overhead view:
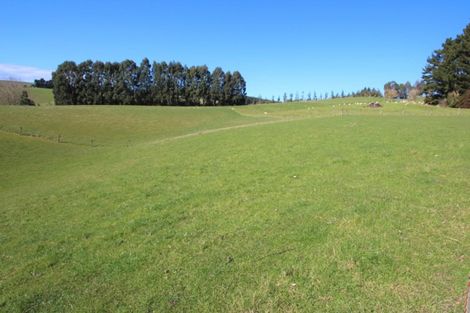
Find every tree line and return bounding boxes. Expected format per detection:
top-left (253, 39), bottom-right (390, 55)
top-left (422, 23), bottom-right (470, 108)
top-left (33, 78), bottom-right (53, 89)
top-left (52, 59), bottom-right (247, 106)
top-left (383, 81), bottom-right (423, 100)
top-left (278, 87), bottom-right (382, 103)
top-left (350, 87), bottom-right (382, 98)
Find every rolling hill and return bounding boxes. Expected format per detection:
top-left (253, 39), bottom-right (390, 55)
top-left (0, 99), bottom-right (469, 312)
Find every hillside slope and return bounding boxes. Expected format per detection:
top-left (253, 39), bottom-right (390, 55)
top-left (0, 80), bottom-right (53, 106)
top-left (1, 99), bottom-right (469, 312)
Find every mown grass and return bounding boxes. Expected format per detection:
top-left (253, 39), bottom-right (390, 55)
top-left (0, 98), bottom-right (469, 312)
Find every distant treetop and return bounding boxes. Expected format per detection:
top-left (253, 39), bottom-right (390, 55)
top-left (33, 78), bottom-right (53, 89)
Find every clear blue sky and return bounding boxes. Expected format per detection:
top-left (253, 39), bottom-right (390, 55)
top-left (1, 0), bottom-right (469, 98)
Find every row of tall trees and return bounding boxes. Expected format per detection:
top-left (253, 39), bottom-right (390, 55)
top-left (278, 87), bottom-right (382, 103)
top-left (422, 23), bottom-right (470, 107)
top-left (52, 59), bottom-right (247, 105)
top-left (384, 81), bottom-right (423, 100)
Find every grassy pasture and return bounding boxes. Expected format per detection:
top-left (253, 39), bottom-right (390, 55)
top-left (0, 105), bottom-right (268, 146)
top-left (0, 98), bottom-right (469, 312)
top-left (26, 87), bottom-right (54, 106)
top-left (0, 82), bottom-right (53, 107)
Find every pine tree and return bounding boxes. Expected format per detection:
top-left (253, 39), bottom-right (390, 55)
top-left (422, 23), bottom-right (470, 106)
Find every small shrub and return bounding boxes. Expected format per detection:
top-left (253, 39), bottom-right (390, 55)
top-left (457, 90), bottom-right (470, 108)
top-left (19, 91), bottom-right (35, 106)
top-left (446, 91), bottom-right (460, 108)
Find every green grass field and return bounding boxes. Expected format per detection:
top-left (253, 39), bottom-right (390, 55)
top-left (0, 81), bottom-right (54, 107)
top-left (1, 97), bottom-right (469, 312)
top-left (26, 87), bottom-right (55, 106)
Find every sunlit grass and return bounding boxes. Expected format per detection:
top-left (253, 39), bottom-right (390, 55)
top-left (0, 98), bottom-right (469, 312)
